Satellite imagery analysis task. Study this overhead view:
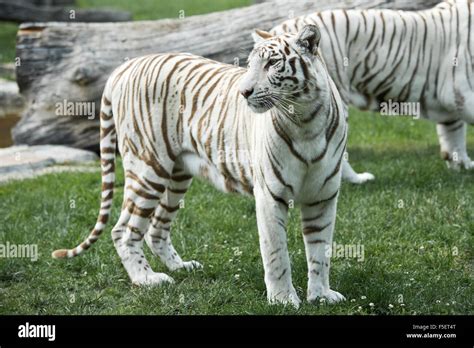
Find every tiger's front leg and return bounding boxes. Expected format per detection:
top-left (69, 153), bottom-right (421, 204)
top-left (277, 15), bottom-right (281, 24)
top-left (301, 196), bottom-right (345, 304)
top-left (254, 184), bottom-right (301, 308)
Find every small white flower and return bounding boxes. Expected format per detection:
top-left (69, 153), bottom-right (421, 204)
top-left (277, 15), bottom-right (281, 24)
top-left (232, 247), bottom-right (243, 257)
top-left (446, 303), bottom-right (450, 306)
top-left (388, 304), bottom-right (394, 309)
top-left (243, 215), bottom-right (247, 219)
top-left (361, 295), bottom-right (367, 300)
top-left (234, 274), bottom-right (240, 280)
top-left (400, 303), bottom-right (405, 307)
top-left (228, 258), bottom-right (233, 263)
top-left (419, 245), bottom-right (425, 250)
top-left (357, 306), bottom-right (362, 311)
top-left (350, 299), bottom-right (356, 303)
top-left (436, 300), bottom-right (441, 304)
top-left (369, 302), bottom-right (374, 307)
top-left (409, 278), bottom-right (415, 281)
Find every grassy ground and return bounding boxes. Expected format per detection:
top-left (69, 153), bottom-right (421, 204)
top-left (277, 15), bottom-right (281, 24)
top-left (78, 0), bottom-right (252, 20)
top-left (0, 109), bottom-right (472, 315)
top-left (0, 23), bottom-right (17, 64)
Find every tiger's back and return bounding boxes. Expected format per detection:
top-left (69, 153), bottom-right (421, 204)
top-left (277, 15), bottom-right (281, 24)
top-left (107, 53), bottom-right (258, 195)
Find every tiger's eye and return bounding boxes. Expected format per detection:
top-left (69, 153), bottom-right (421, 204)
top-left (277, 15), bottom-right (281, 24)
top-left (265, 59), bottom-right (279, 70)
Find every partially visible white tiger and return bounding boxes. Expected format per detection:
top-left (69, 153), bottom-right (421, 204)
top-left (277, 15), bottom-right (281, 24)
top-left (52, 25), bottom-right (348, 308)
top-left (272, 0), bottom-right (474, 183)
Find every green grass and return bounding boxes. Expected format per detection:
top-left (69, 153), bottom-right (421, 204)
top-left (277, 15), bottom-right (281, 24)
top-left (78, 0), bottom-right (252, 20)
top-left (0, 22), bottom-right (18, 64)
top-left (0, 109), bottom-right (473, 315)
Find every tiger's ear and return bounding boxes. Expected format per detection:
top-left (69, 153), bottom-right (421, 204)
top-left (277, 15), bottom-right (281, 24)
top-left (294, 24), bottom-right (321, 55)
top-left (252, 29), bottom-right (273, 44)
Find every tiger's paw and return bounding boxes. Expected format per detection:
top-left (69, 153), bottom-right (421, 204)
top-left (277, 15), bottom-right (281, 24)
top-left (350, 172), bottom-right (375, 185)
top-left (132, 272), bottom-right (175, 286)
top-left (308, 288), bottom-right (346, 304)
top-left (168, 260), bottom-right (203, 272)
top-left (268, 287), bottom-right (301, 309)
top-left (343, 169), bottom-right (375, 185)
top-left (180, 260), bottom-right (203, 271)
top-left (442, 151), bottom-right (474, 171)
top-left (446, 159), bottom-right (474, 171)
top-left (465, 161), bottom-right (474, 170)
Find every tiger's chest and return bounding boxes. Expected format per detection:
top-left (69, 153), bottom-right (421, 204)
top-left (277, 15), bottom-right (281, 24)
top-left (253, 133), bottom-right (342, 205)
top-left (285, 156), bottom-right (341, 204)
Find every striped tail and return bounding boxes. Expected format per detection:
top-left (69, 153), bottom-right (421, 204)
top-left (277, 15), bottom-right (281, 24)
top-left (52, 93), bottom-right (116, 259)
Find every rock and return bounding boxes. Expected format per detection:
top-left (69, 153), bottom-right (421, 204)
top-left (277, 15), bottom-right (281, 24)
top-left (0, 145), bottom-right (99, 183)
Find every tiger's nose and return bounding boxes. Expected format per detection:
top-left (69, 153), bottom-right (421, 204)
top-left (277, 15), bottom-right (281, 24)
top-left (240, 88), bottom-right (254, 99)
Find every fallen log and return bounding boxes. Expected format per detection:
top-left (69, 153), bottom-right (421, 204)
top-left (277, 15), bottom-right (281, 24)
top-left (13, 0), bottom-right (442, 152)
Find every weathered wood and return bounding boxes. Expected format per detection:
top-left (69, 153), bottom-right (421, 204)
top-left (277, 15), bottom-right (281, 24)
top-left (13, 0), bottom-right (442, 152)
top-left (0, 0), bottom-right (131, 23)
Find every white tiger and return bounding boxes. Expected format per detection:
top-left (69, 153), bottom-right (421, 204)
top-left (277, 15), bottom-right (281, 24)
top-left (272, 0), bottom-right (474, 183)
top-left (52, 25), bottom-right (348, 308)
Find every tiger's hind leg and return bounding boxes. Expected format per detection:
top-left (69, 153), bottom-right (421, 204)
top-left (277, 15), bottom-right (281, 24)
top-left (437, 120), bottom-right (474, 170)
top-left (112, 172), bottom-right (175, 286)
top-left (342, 159), bottom-right (375, 184)
top-left (340, 104), bottom-right (374, 184)
top-left (145, 166), bottom-right (202, 272)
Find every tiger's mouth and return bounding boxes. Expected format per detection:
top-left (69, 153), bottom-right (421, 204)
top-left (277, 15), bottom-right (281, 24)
top-left (246, 97), bottom-right (274, 113)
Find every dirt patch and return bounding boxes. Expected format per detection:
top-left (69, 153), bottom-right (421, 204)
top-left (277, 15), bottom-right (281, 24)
top-left (0, 114), bottom-right (20, 148)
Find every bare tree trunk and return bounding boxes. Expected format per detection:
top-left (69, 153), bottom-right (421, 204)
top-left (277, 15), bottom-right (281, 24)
top-left (13, 0), bottom-right (442, 152)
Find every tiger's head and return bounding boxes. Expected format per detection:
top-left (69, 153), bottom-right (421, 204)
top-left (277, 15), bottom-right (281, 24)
top-left (239, 24), bottom-right (321, 114)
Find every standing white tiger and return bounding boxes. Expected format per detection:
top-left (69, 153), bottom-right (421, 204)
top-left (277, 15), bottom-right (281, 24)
top-left (272, 0), bottom-right (474, 182)
top-left (52, 25), bottom-right (347, 308)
